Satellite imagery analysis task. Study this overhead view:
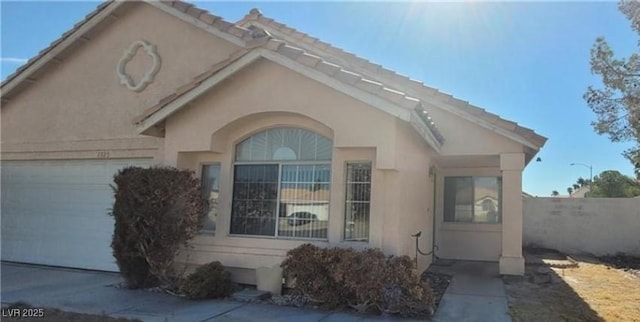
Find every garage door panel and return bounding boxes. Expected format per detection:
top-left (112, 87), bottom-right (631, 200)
top-left (1, 159), bottom-right (151, 271)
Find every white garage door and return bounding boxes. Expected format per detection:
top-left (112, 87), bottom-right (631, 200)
top-left (1, 159), bottom-right (152, 271)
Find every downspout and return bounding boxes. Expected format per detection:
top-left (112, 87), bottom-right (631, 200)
top-left (431, 166), bottom-right (437, 263)
top-left (411, 165), bottom-right (439, 267)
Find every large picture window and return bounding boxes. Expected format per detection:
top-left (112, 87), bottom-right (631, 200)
top-left (444, 176), bottom-right (501, 223)
top-left (230, 127), bottom-right (332, 239)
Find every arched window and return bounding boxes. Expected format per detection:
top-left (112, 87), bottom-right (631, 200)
top-left (230, 127), bottom-right (332, 239)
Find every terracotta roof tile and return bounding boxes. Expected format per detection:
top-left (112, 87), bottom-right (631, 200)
top-left (301, 36), bottom-right (317, 44)
top-left (212, 19), bottom-right (233, 32)
top-left (199, 13), bottom-right (220, 25)
top-left (186, 7), bottom-right (205, 19)
top-left (264, 39), bottom-right (286, 51)
top-left (355, 79), bottom-right (383, 94)
top-left (277, 45), bottom-right (304, 60)
top-left (280, 26), bottom-right (295, 34)
top-left (171, 1), bottom-right (193, 13)
top-left (315, 61), bottom-right (341, 76)
top-left (296, 53), bottom-right (322, 68)
top-left (227, 25), bottom-right (247, 38)
top-left (334, 69), bottom-right (361, 85)
top-left (379, 87), bottom-right (408, 107)
top-left (291, 31), bottom-right (306, 39)
top-left (238, 10), bottom-right (546, 148)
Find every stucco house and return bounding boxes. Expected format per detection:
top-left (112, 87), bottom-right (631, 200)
top-left (1, 1), bottom-right (546, 282)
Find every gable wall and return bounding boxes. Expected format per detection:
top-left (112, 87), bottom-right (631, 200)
top-left (426, 105), bottom-right (523, 156)
top-left (163, 58), bottom-right (399, 168)
top-left (1, 2), bottom-right (240, 160)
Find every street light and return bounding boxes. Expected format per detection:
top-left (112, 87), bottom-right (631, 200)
top-left (570, 162), bottom-right (593, 189)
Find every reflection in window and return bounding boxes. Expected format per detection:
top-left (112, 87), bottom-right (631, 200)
top-left (278, 165), bottom-right (330, 239)
top-left (444, 177), bottom-right (501, 223)
top-left (344, 162), bottom-right (372, 241)
top-left (231, 127), bottom-right (332, 239)
top-left (201, 163), bottom-right (221, 233)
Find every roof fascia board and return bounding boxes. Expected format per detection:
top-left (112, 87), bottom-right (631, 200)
top-left (136, 50), bottom-right (263, 133)
top-left (1, 1), bottom-right (124, 95)
top-left (410, 110), bottom-right (442, 153)
top-left (424, 100), bottom-right (538, 150)
top-left (144, 0), bottom-right (246, 47)
top-left (245, 21), bottom-right (539, 150)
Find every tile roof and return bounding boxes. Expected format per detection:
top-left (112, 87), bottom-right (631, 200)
top-left (1, 0), bottom-right (543, 152)
top-left (237, 9), bottom-right (547, 149)
top-left (134, 36), bottom-right (446, 145)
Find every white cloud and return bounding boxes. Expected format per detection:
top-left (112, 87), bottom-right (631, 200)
top-left (1, 57), bottom-right (28, 64)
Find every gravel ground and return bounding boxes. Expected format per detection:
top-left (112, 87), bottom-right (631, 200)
top-left (422, 271), bottom-right (452, 309)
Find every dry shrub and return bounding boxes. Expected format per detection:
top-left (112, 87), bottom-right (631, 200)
top-left (111, 166), bottom-right (207, 289)
top-left (281, 244), bottom-right (434, 317)
top-left (179, 261), bottom-right (234, 299)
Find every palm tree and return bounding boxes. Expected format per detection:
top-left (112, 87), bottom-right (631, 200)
top-left (568, 187), bottom-right (574, 195)
top-left (577, 177), bottom-right (586, 187)
top-left (573, 184), bottom-right (580, 190)
top-left (551, 190), bottom-right (559, 196)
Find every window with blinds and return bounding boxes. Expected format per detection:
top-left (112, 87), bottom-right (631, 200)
top-left (344, 162), bottom-right (372, 241)
top-left (444, 176), bottom-right (501, 223)
top-left (231, 127), bottom-right (332, 239)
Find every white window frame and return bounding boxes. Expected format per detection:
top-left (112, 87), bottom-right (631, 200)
top-left (229, 127), bottom-right (333, 240)
top-left (344, 161), bottom-right (372, 242)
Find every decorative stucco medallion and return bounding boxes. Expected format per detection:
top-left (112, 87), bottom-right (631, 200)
top-left (117, 40), bottom-right (161, 92)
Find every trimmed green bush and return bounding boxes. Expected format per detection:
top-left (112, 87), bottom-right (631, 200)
top-left (111, 166), bottom-right (208, 289)
top-left (281, 244), bottom-right (434, 317)
top-left (180, 261), bottom-right (234, 299)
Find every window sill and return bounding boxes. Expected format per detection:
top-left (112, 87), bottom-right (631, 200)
top-left (228, 234), bottom-right (329, 242)
top-left (441, 222), bottom-right (502, 232)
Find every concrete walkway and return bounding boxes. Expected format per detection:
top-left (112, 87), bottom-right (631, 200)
top-left (0, 262), bottom-right (419, 322)
top-left (429, 260), bottom-right (511, 322)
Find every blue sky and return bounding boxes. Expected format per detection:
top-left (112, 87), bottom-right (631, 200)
top-left (1, 1), bottom-right (636, 196)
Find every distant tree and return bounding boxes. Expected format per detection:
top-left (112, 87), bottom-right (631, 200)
top-left (551, 190), bottom-right (560, 196)
top-left (589, 170), bottom-right (640, 197)
top-left (573, 183), bottom-right (580, 190)
top-left (567, 187), bottom-right (574, 195)
top-left (577, 177), bottom-right (587, 187)
top-left (584, 1), bottom-right (640, 179)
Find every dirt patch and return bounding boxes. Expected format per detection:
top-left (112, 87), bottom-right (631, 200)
top-left (599, 253), bottom-right (640, 277)
top-left (504, 251), bottom-right (640, 322)
top-left (1, 302), bottom-right (140, 322)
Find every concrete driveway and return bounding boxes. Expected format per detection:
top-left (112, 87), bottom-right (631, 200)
top-left (0, 262), bottom-right (418, 322)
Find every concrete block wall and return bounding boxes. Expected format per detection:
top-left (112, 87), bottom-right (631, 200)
top-left (523, 197), bottom-right (640, 256)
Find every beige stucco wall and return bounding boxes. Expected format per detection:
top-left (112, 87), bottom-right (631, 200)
top-left (1, 2), bottom-right (239, 162)
top-left (426, 106), bottom-right (523, 157)
top-left (165, 58), bottom-right (439, 279)
top-left (523, 197), bottom-right (640, 256)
